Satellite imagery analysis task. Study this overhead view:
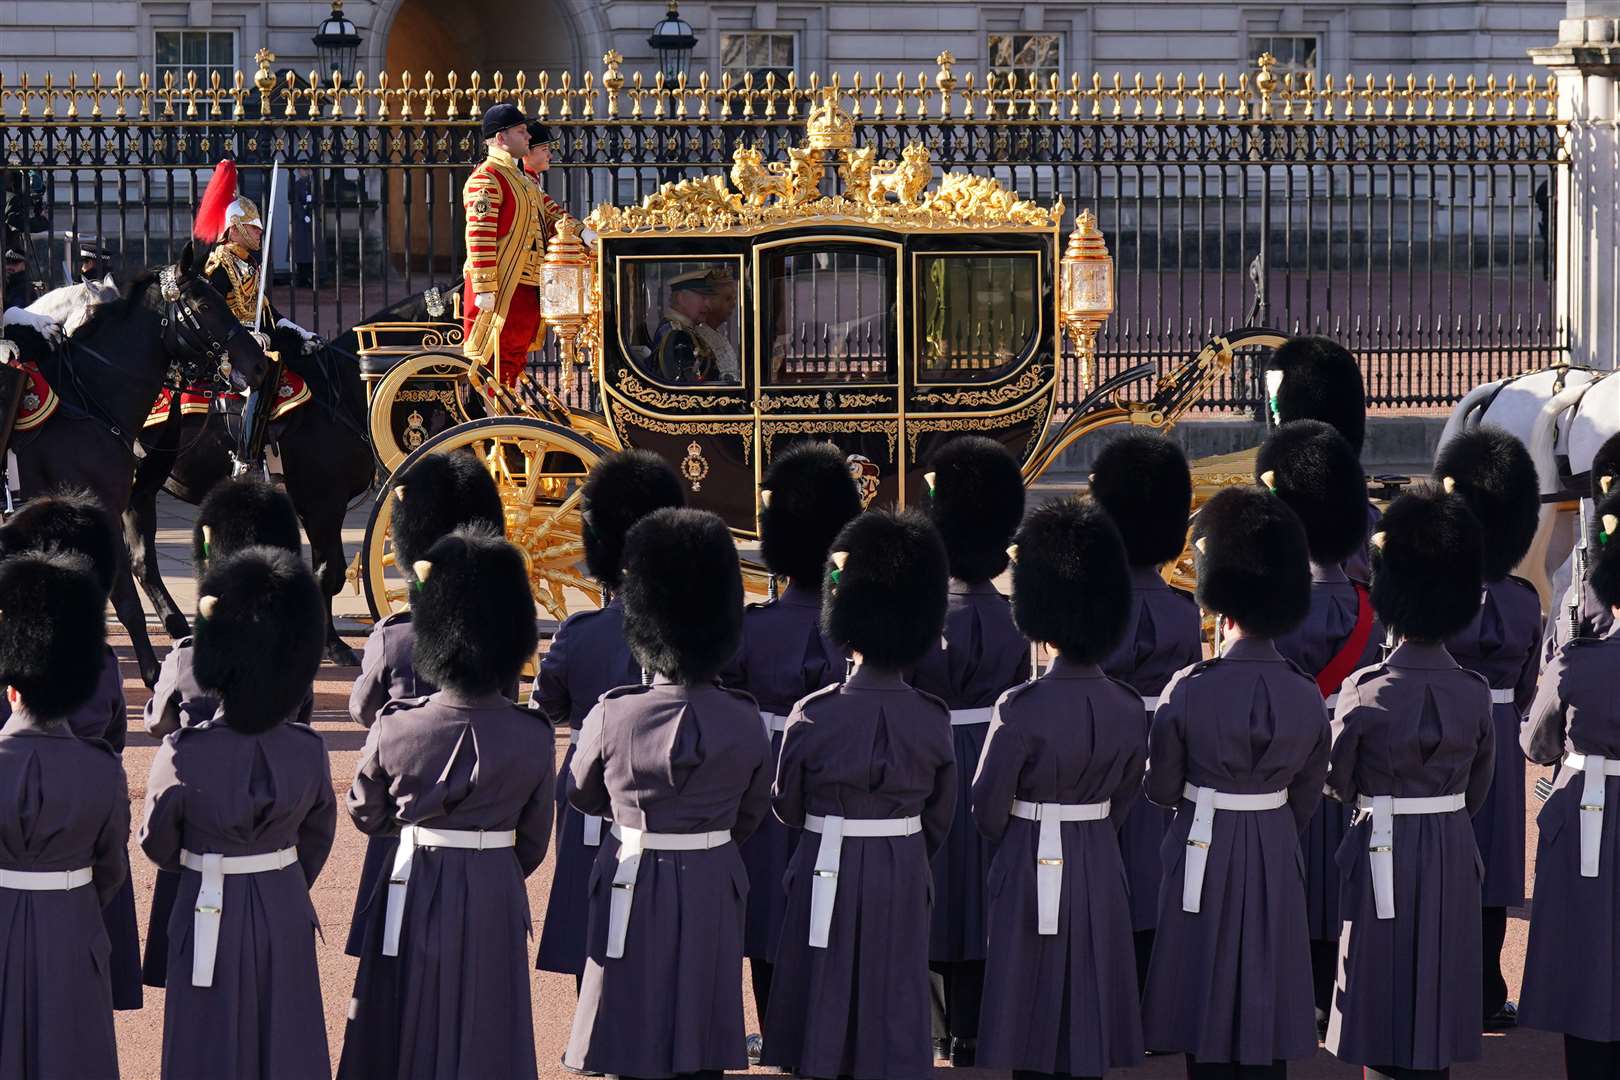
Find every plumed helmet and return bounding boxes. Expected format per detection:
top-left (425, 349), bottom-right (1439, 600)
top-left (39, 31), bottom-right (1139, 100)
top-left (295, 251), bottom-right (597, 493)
top-left (1011, 497), bottom-right (1131, 662)
top-left (619, 508), bottom-right (742, 683)
top-left (193, 477), bottom-right (302, 571)
top-left (410, 527), bottom-right (539, 697)
top-left (0, 551), bottom-right (107, 720)
top-left (823, 509), bottom-right (949, 668)
top-left (193, 547), bottom-right (325, 733)
top-left (1088, 430), bottom-right (1192, 567)
top-left (1592, 431), bottom-right (1620, 503)
top-left (390, 451), bottom-right (505, 585)
top-left (1371, 487), bottom-right (1485, 641)
top-left (1255, 420), bottom-right (1369, 567)
top-left (1192, 486), bottom-right (1311, 638)
top-left (1588, 493), bottom-right (1620, 612)
top-left (1, 489), bottom-right (119, 598)
top-left (1433, 426), bottom-right (1540, 581)
top-left (1266, 336), bottom-right (1367, 454)
top-left (582, 450), bottom-right (686, 590)
top-left (192, 160), bottom-right (262, 244)
top-left (760, 442), bottom-right (864, 584)
top-left (924, 436), bottom-right (1025, 583)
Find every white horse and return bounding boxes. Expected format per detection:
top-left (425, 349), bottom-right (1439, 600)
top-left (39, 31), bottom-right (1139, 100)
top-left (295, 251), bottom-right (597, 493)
top-left (25, 276), bottom-right (120, 337)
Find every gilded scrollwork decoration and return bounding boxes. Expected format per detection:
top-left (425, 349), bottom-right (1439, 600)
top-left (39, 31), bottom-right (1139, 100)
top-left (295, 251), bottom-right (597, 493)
top-left (915, 364), bottom-right (1048, 407)
top-left (905, 397), bottom-right (1048, 458)
top-left (616, 370), bottom-right (747, 410)
top-left (764, 418), bottom-right (899, 461)
top-left (610, 402), bottom-right (755, 463)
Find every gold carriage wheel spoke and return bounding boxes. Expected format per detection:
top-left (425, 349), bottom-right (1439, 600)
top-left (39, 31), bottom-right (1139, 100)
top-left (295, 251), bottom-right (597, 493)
top-left (535, 565), bottom-right (597, 597)
top-left (529, 540), bottom-right (586, 564)
top-left (528, 488), bottom-right (585, 546)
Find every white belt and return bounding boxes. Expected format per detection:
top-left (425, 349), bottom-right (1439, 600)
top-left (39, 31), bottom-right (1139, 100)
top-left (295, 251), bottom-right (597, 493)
top-left (607, 825), bottom-right (731, 959)
top-left (0, 866), bottom-right (92, 891)
top-left (950, 707), bottom-right (993, 727)
top-left (382, 826), bottom-right (516, 957)
top-left (563, 732), bottom-right (606, 846)
top-left (1142, 696), bottom-right (1161, 713)
top-left (804, 813), bottom-right (922, 948)
top-left (1010, 799), bottom-right (1111, 934)
top-left (180, 846), bottom-right (298, 987)
top-left (1180, 784), bottom-right (1288, 913)
top-left (761, 711), bottom-right (789, 736)
top-left (1490, 688), bottom-right (1516, 705)
top-left (1355, 793), bottom-right (1467, 918)
top-left (1566, 753), bottom-right (1620, 878)
top-left (1323, 693), bottom-right (1340, 711)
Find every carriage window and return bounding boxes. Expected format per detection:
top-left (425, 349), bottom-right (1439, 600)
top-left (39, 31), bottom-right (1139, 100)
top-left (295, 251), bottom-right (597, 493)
top-left (616, 258), bottom-right (743, 386)
top-left (761, 246), bottom-right (896, 385)
top-left (917, 254), bottom-right (1040, 384)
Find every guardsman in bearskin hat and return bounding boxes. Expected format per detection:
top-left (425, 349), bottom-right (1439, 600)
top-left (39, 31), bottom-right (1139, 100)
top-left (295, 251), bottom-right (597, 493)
top-left (139, 476), bottom-right (305, 989)
top-left (1265, 335), bottom-right (1379, 580)
top-left (1519, 489), bottom-right (1620, 1077)
top-left (0, 490), bottom-right (143, 1010)
top-left (140, 547), bottom-right (336, 1077)
top-left (563, 508), bottom-right (770, 1078)
top-left (1140, 486), bottom-right (1328, 1079)
top-left (1433, 426), bottom-right (1542, 1029)
top-left (535, 449), bottom-right (685, 986)
top-left (1323, 486), bottom-right (1493, 1080)
top-left (973, 496), bottom-right (1147, 1078)
top-left (0, 552), bottom-right (128, 1080)
top-left (339, 528), bottom-right (553, 1080)
top-left (1543, 430), bottom-right (1620, 665)
top-left (911, 435), bottom-right (1029, 1065)
top-left (1090, 430), bottom-right (1202, 985)
top-left (1257, 420), bottom-right (1385, 1023)
top-left (761, 509), bottom-right (957, 1079)
top-left (719, 441), bottom-right (862, 1050)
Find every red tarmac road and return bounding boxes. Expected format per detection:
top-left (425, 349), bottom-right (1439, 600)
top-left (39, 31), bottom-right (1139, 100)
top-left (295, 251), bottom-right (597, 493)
top-left (110, 635), bottom-right (1560, 1080)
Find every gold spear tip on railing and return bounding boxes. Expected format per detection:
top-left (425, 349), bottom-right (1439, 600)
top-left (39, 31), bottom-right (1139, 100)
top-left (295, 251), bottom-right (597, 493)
top-left (254, 48), bottom-right (278, 93)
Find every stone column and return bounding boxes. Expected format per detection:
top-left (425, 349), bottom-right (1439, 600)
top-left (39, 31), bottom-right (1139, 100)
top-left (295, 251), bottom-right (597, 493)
top-left (1532, 3), bottom-right (1620, 370)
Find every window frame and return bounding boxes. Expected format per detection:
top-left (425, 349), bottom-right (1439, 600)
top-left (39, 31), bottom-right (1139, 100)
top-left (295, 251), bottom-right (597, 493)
top-left (717, 30), bottom-right (799, 85)
top-left (152, 28), bottom-right (239, 90)
top-left (985, 31), bottom-right (1064, 90)
top-left (1247, 33), bottom-right (1321, 83)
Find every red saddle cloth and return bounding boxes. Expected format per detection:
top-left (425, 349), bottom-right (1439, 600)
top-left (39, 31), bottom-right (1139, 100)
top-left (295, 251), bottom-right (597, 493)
top-left (13, 360), bottom-right (59, 432)
top-left (145, 371), bottom-right (310, 430)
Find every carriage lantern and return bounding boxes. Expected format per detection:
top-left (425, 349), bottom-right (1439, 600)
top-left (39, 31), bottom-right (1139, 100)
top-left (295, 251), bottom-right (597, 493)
top-left (541, 216), bottom-right (595, 377)
top-left (1059, 209), bottom-right (1114, 391)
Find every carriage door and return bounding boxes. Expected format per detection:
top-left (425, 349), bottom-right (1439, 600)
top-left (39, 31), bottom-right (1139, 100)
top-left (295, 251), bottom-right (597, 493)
top-left (752, 234), bottom-right (902, 514)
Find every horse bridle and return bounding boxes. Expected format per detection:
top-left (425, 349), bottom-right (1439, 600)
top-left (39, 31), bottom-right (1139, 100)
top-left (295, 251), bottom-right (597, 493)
top-left (158, 265), bottom-right (254, 387)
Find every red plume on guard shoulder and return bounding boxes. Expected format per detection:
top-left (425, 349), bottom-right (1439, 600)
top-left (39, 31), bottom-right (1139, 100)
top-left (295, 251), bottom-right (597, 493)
top-left (192, 160), bottom-right (239, 243)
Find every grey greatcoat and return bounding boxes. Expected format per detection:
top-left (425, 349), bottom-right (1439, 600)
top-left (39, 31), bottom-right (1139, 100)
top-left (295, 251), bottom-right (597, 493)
top-left (761, 667), bottom-right (958, 1080)
top-left (338, 691), bottom-right (556, 1080)
top-left (140, 716), bottom-right (336, 1080)
top-left (0, 711), bottom-right (129, 1080)
top-left (1140, 637), bottom-right (1330, 1065)
top-left (563, 678), bottom-right (772, 1078)
top-left (1519, 622), bottom-right (1620, 1042)
top-left (971, 657), bottom-right (1147, 1076)
top-left (1322, 641), bottom-right (1493, 1070)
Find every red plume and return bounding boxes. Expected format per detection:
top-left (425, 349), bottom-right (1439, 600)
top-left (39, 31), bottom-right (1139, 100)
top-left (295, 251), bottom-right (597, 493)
top-left (192, 160), bottom-right (239, 243)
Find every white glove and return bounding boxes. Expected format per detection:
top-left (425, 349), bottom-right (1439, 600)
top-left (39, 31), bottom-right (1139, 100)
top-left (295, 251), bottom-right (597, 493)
top-left (1, 306), bottom-right (62, 343)
top-left (474, 291), bottom-right (495, 312)
top-left (0, 339), bottom-right (18, 366)
top-left (275, 317), bottom-right (322, 354)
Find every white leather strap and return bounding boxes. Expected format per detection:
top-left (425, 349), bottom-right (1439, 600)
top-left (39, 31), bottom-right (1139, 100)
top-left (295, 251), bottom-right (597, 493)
top-left (761, 711), bottom-right (790, 736)
top-left (568, 729), bottom-right (580, 746)
top-left (1490, 688), bottom-right (1516, 705)
top-left (180, 846), bottom-right (297, 987)
top-left (382, 826), bottom-right (516, 957)
top-left (1323, 693), bottom-right (1340, 711)
top-left (1141, 696), bottom-right (1161, 713)
top-left (607, 826), bottom-right (731, 959)
top-left (1567, 753), bottom-right (1620, 878)
top-left (0, 866), bottom-right (92, 891)
top-left (1180, 785), bottom-right (1288, 914)
top-left (949, 707), bottom-right (994, 727)
top-left (1355, 793), bottom-right (1467, 918)
top-left (1010, 799), bottom-right (1110, 934)
top-left (803, 813), bottom-right (922, 948)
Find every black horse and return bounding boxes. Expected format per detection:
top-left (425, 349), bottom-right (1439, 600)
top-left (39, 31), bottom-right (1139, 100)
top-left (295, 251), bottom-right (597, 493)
top-left (126, 325), bottom-right (374, 666)
top-left (6, 244), bottom-right (271, 685)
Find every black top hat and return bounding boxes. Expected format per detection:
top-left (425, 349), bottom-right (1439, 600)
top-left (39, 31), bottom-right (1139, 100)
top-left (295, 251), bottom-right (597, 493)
top-left (924, 435), bottom-right (1026, 583)
top-left (1011, 496), bottom-right (1131, 662)
top-left (823, 509), bottom-right (949, 669)
top-left (1192, 486), bottom-right (1311, 638)
top-left (1267, 336), bottom-right (1367, 455)
top-left (481, 102), bottom-right (529, 139)
top-left (1433, 426), bottom-right (1540, 581)
top-left (760, 441), bottom-right (864, 584)
top-left (1371, 486), bottom-right (1485, 642)
top-left (1256, 420), bottom-right (1369, 568)
top-left (193, 477), bottom-right (302, 571)
top-left (582, 450), bottom-right (686, 589)
top-left (390, 452), bottom-right (505, 584)
top-left (0, 551), bottom-right (107, 720)
top-left (1089, 430), bottom-right (1192, 568)
top-left (1, 490), bottom-right (119, 599)
top-left (411, 527), bottom-right (539, 697)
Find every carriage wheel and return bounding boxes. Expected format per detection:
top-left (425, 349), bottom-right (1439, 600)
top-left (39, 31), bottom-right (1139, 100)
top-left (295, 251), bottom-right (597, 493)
top-left (362, 416), bottom-right (608, 624)
top-left (366, 351), bottom-right (477, 475)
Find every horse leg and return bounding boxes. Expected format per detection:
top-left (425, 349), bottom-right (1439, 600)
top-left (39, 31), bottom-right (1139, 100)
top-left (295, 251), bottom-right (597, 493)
top-left (126, 432), bottom-right (190, 640)
top-left (110, 561), bottom-right (162, 688)
top-left (301, 505), bottom-right (359, 667)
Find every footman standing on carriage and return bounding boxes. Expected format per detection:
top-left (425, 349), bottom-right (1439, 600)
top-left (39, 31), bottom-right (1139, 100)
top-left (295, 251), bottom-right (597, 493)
top-left (563, 508), bottom-right (771, 1080)
top-left (1323, 487), bottom-right (1494, 1080)
top-left (1257, 420), bottom-right (1385, 1024)
top-left (1140, 486), bottom-right (1329, 1080)
top-left (1090, 430), bottom-right (1202, 987)
top-left (911, 435), bottom-right (1030, 1066)
top-left (1433, 426), bottom-right (1543, 1030)
top-left (1518, 489), bottom-right (1620, 1078)
top-left (972, 496), bottom-right (1147, 1080)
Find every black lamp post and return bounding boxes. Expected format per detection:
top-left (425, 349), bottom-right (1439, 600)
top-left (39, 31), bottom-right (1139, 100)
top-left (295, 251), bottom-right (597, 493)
top-left (647, 0), bottom-right (697, 83)
top-left (313, 0), bottom-right (362, 82)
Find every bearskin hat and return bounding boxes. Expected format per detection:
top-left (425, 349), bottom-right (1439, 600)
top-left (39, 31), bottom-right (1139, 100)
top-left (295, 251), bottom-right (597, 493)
top-left (1371, 487), bottom-right (1485, 642)
top-left (1592, 431), bottom-right (1620, 502)
top-left (192, 477), bottom-right (302, 570)
top-left (1011, 497), bottom-right (1131, 662)
top-left (1089, 430), bottom-right (1192, 567)
top-left (1589, 493), bottom-right (1620, 612)
top-left (1, 490), bottom-right (119, 598)
top-left (411, 527), bottom-right (539, 696)
top-left (1266, 336), bottom-right (1367, 454)
top-left (1192, 486), bottom-right (1311, 638)
top-left (1255, 420), bottom-right (1369, 567)
top-left (760, 442), bottom-right (864, 584)
top-left (823, 509), bottom-right (948, 669)
top-left (193, 547), bottom-right (326, 733)
top-left (0, 552), bottom-right (108, 720)
top-left (581, 450), bottom-right (686, 590)
top-left (924, 436), bottom-right (1025, 583)
top-left (619, 508), bottom-right (742, 683)
top-left (390, 451), bottom-right (505, 584)
top-left (1433, 426), bottom-right (1540, 581)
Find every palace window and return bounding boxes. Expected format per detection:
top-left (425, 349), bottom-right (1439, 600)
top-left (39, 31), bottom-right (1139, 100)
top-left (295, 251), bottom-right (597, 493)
top-left (719, 31), bottom-right (797, 85)
top-left (1250, 34), bottom-right (1319, 82)
top-left (987, 32), bottom-right (1062, 89)
top-left (154, 30), bottom-right (237, 88)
